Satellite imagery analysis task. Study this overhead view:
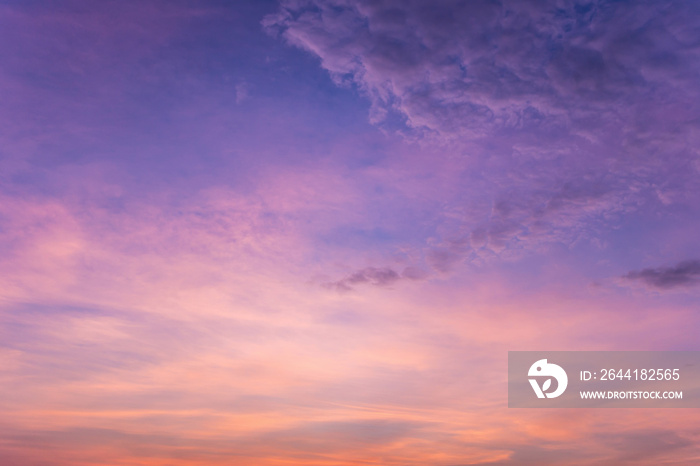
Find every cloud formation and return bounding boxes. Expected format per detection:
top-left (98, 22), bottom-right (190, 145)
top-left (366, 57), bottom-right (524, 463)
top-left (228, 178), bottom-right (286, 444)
top-left (324, 265), bottom-right (427, 291)
top-left (624, 260), bottom-right (700, 289)
top-left (265, 0), bottom-right (700, 260)
top-left (265, 0), bottom-right (700, 138)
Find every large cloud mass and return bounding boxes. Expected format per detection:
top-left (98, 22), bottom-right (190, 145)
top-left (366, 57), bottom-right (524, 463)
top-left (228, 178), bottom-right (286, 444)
top-left (266, 0), bottom-right (700, 267)
top-left (265, 0), bottom-right (700, 138)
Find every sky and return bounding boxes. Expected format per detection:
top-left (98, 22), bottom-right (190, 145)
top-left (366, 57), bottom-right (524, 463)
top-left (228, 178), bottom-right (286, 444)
top-left (1, 0), bottom-right (699, 464)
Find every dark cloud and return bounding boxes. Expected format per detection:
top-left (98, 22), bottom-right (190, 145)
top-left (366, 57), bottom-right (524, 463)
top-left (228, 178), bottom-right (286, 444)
top-left (324, 265), bottom-right (427, 291)
top-left (624, 260), bottom-right (700, 289)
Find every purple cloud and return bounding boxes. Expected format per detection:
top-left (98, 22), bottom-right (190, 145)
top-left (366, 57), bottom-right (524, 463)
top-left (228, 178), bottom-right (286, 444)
top-left (324, 265), bottom-right (427, 291)
top-left (266, 0), bottom-right (700, 260)
top-left (265, 0), bottom-right (699, 137)
top-left (624, 260), bottom-right (700, 289)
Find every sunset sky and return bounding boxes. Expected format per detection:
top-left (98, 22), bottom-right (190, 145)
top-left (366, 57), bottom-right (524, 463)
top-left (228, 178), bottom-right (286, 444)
top-left (1, 0), bottom-right (700, 464)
